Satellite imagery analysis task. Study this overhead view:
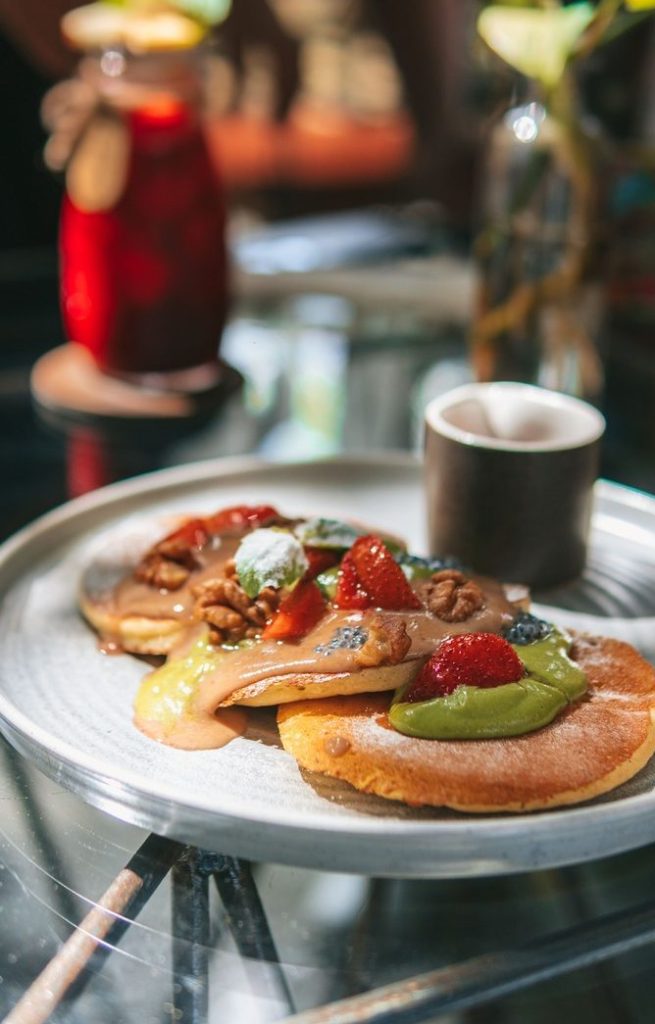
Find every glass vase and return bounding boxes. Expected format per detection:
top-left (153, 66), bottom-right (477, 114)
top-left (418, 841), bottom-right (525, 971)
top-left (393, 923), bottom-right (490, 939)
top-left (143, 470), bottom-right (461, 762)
top-left (471, 87), bottom-right (605, 401)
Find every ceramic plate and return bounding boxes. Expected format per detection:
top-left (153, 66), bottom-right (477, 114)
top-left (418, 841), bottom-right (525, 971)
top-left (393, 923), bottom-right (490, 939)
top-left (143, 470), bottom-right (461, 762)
top-left (2, 455), bottom-right (655, 878)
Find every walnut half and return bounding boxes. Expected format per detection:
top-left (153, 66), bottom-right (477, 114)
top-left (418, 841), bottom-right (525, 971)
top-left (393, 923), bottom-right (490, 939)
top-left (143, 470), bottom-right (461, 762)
top-left (424, 570), bottom-right (485, 623)
top-left (355, 616), bottom-right (411, 668)
top-left (192, 577), bottom-right (279, 644)
top-left (134, 518), bottom-right (207, 591)
top-left (134, 553), bottom-right (190, 591)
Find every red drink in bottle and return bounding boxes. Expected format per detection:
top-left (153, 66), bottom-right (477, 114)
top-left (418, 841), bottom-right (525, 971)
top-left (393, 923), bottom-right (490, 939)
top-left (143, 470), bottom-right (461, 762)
top-left (60, 52), bottom-right (228, 382)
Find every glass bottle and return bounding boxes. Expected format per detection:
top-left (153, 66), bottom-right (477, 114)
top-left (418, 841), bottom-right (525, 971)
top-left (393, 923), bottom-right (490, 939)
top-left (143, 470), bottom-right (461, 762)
top-left (471, 86), bottom-right (605, 400)
top-left (59, 47), bottom-right (228, 383)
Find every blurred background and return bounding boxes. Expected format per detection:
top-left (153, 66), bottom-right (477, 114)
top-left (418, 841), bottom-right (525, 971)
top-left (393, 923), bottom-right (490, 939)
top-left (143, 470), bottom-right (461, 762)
top-left (3, 0), bottom-right (655, 525)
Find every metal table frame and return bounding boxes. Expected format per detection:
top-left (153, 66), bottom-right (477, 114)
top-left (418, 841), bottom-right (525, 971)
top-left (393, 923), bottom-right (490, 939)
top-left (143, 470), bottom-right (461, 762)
top-left (4, 828), bottom-right (655, 1024)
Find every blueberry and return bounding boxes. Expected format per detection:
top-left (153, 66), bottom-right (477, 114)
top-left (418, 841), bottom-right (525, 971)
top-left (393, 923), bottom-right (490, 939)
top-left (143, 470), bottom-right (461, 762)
top-left (429, 555), bottom-right (465, 572)
top-left (503, 612), bottom-right (552, 646)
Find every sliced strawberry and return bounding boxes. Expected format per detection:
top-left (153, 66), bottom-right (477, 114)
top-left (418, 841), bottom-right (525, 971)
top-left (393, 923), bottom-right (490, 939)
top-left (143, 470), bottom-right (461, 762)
top-left (349, 535), bottom-right (421, 610)
top-left (405, 633), bottom-right (525, 703)
top-left (263, 578), bottom-right (326, 641)
top-left (158, 517), bottom-right (209, 559)
top-left (205, 504), bottom-right (280, 533)
top-left (157, 505), bottom-right (279, 560)
top-left (304, 546), bottom-right (341, 579)
top-left (334, 550), bottom-right (373, 609)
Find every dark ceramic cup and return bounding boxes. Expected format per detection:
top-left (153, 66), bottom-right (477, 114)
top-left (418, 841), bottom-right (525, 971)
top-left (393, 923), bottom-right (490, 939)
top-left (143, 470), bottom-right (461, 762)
top-left (424, 382), bottom-right (606, 588)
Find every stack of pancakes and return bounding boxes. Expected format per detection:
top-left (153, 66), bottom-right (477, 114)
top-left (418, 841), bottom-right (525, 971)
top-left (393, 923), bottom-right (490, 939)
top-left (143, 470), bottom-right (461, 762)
top-left (81, 514), bottom-right (655, 813)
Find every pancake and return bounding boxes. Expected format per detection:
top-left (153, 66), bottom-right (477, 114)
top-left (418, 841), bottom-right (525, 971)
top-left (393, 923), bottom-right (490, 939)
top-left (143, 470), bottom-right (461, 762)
top-left (277, 635), bottom-right (655, 812)
top-left (222, 660), bottom-right (419, 707)
top-left (79, 527), bottom-right (246, 655)
top-left (79, 511), bottom-right (411, 657)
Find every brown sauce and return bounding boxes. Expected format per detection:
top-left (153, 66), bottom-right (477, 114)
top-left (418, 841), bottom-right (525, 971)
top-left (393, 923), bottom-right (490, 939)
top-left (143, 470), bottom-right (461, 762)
top-left (324, 736), bottom-right (351, 757)
top-left (98, 526), bottom-right (518, 751)
top-left (136, 706), bottom-right (248, 750)
top-left (97, 637), bottom-right (124, 655)
top-left (91, 534), bottom-right (242, 624)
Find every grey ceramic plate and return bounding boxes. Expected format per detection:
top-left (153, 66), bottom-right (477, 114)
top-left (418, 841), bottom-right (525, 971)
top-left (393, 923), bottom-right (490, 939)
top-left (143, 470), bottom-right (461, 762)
top-left (2, 455), bottom-right (655, 879)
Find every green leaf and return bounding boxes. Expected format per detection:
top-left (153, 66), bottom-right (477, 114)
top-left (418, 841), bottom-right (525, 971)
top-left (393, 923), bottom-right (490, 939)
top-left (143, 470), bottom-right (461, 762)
top-left (478, 3), bottom-right (595, 87)
top-left (235, 529), bottom-right (308, 599)
top-left (295, 518), bottom-right (406, 553)
top-left (394, 552), bottom-right (464, 580)
top-left (294, 518), bottom-right (365, 550)
top-left (316, 566), bottom-right (340, 599)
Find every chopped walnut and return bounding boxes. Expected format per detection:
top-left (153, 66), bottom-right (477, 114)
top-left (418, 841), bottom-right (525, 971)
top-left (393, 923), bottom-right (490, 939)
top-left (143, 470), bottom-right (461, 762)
top-left (134, 554), bottom-right (191, 591)
top-left (192, 577), bottom-right (280, 644)
top-left (355, 616), bottom-right (411, 668)
top-left (424, 569), bottom-right (485, 622)
top-left (134, 519), bottom-right (207, 591)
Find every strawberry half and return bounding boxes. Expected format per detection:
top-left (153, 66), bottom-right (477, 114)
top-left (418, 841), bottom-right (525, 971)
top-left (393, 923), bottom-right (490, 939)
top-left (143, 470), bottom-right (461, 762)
top-left (263, 578), bottom-right (326, 641)
top-left (405, 633), bottom-right (525, 703)
top-left (335, 535), bottom-right (421, 611)
top-left (158, 505), bottom-right (280, 562)
top-left (205, 505), bottom-right (280, 533)
top-left (158, 517), bottom-right (209, 559)
top-left (304, 546), bottom-right (340, 579)
top-left (334, 550), bottom-right (372, 609)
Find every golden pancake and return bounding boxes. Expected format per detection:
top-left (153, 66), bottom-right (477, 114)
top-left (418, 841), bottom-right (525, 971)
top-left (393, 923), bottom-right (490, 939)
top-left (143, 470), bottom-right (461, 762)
top-left (223, 660), bottom-right (419, 707)
top-left (277, 636), bottom-right (655, 812)
top-left (79, 527), bottom-right (246, 655)
top-left (78, 592), bottom-right (186, 655)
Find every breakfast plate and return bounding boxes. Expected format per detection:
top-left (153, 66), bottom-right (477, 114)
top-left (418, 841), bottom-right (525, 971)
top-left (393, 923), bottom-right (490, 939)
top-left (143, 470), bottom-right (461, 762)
top-left (2, 454), bottom-right (655, 878)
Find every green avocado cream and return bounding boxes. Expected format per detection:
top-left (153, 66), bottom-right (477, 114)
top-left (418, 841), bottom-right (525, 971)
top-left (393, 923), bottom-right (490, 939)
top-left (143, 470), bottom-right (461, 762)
top-left (389, 628), bottom-right (587, 740)
top-left (134, 632), bottom-right (225, 734)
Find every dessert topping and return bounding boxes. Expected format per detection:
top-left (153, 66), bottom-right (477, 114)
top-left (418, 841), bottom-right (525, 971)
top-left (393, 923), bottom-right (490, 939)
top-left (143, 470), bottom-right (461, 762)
top-left (335, 536), bottom-right (422, 611)
top-left (405, 633), bottom-right (524, 702)
top-left (315, 626), bottom-right (369, 654)
top-left (424, 570), bottom-right (485, 623)
top-left (355, 615), bottom-right (412, 668)
top-left (294, 517), bottom-right (365, 550)
top-left (134, 505), bottom-right (282, 592)
top-left (395, 552), bottom-right (463, 581)
top-left (263, 578), bottom-right (326, 641)
top-left (323, 736), bottom-right (351, 757)
top-left (204, 505), bottom-right (281, 533)
top-left (334, 550), bottom-right (372, 609)
top-left (192, 576), bottom-right (279, 644)
top-left (304, 547), bottom-right (341, 578)
top-left (134, 517), bottom-right (209, 590)
top-left (390, 628), bottom-right (587, 741)
top-left (134, 553), bottom-right (193, 591)
top-left (235, 529), bottom-right (309, 599)
top-left (503, 611), bottom-right (552, 645)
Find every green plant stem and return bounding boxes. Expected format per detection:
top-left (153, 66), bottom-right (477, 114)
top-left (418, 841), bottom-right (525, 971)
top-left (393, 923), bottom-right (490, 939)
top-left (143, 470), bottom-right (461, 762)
top-left (572, 0), bottom-right (624, 59)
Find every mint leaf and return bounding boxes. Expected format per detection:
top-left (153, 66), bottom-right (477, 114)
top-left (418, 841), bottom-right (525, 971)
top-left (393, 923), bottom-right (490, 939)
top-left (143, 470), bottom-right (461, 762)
top-left (295, 518), bottom-right (364, 550)
top-left (395, 553), bottom-right (463, 580)
top-left (235, 529), bottom-right (308, 598)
